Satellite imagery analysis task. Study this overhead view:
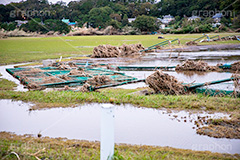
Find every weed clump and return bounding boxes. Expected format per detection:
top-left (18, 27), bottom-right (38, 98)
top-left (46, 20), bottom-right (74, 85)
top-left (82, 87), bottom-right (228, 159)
top-left (145, 70), bottom-right (186, 95)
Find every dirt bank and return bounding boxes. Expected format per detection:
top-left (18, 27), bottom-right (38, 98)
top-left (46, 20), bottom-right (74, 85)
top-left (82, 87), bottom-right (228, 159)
top-left (197, 117), bottom-right (240, 139)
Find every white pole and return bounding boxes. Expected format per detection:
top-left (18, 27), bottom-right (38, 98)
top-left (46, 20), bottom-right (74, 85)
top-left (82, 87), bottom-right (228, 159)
top-left (101, 104), bottom-right (115, 160)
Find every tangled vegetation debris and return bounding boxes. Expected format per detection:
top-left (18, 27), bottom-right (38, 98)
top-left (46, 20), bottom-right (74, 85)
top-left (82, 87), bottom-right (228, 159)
top-left (176, 60), bottom-right (218, 71)
top-left (91, 43), bottom-right (144, 58)
top-left (76, 83), bottom-right (91, 92)
top-left (145, 70), bottom-right (186, 95)
top-left (185, 41), bottom-right (198, 45)
top-left (68, 69), bottom-right (90, 77)
top-left (86, 75), bottom-right (112, 86)
top-left (14, 68), bottom-right (44, 76)
top-left (231, 61), bottom-right (240, 71)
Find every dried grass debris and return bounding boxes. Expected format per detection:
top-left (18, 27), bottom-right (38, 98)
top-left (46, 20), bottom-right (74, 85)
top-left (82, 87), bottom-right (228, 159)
top-left (42, 76), bottom-right (63, 84)
top-left (91, 43), bottom-right (144, 58)
top-left (145, 70), bottom-right (186, 95)
top-left (231, 61), bottom-right (240, 71)
top-left (59, 75), bottom-right (72, 81)
top-left (27, 83), bottom-right (46, 91)
top-left (68, 69), bottom-right (90, 77)
top-left (77, 83), bottom-right (91, 92)
top-left (86, 75), bottom-right (112, 86)
top-left (14, 68), bottom-right (44, 76)
top-left (186, 41), bottom-right (198, 45)
top-left (176, 60), bottom-right (218, 72)
top-left (57, 64), bottom-right (71, 70)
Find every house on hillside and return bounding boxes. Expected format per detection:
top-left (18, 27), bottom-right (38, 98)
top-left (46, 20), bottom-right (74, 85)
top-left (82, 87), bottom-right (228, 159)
top-left (128, 18), bottom-right (136, 23)
top-left (188, 16), bottom-right (201, 21)
top-left (15, 20), bottom-right (28, 27)
top-left (61, 18), bottom-right (77, 29)
top-left (212, 13), bottom-right (222, 23)
top-left (61, 18), bottom-right (70, 24)
top-left (159, 15), bottom-right (175, 24)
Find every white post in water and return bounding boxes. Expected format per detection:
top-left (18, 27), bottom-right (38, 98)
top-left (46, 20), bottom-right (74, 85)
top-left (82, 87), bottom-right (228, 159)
top-left (101, 104), bottom-right (115, 160)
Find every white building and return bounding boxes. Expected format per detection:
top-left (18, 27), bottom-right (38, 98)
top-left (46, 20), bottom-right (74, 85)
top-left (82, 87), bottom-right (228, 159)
top-left (188, 16), bottom-right (201, 21)
top-left (15, 20), bottom-right (28, 27)
top-left (128, 18), bottom-right (136, 23)
top-left (159, 15), bottom-right (175, 24)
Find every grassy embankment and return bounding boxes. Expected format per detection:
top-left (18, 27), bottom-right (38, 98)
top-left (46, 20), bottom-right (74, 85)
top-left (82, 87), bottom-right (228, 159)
top-left (0, 78), bottom-right (239, 113)
top-left (0, 132), bottom-right (239, 160)
top-left (0, 32), bottom-right (239, 65)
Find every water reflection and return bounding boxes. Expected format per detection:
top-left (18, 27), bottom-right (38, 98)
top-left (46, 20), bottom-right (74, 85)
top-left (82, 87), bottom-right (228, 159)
top-left (0, 100), bottom-right (239, 154)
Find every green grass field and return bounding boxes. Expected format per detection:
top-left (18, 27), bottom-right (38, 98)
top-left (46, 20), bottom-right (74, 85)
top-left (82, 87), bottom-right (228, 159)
top-left (0, 32), bottom-right (239, 65)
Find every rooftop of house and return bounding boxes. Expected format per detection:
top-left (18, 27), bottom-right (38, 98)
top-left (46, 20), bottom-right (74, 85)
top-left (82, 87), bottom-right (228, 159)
top-left (62, 18), bottom-right (70, 23)
top-left (163, 15), bottom-right (174, 19)
top-left (212, 13), bottom-right (222, 19)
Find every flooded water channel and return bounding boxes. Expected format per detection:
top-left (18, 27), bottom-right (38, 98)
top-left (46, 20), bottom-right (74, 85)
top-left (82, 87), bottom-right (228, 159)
top-left (115, 50), bottom-right (240, 90)
top-left (0, 50), bottom-right (239, 91)
top-left (0, 99), bottom-right (239, 154)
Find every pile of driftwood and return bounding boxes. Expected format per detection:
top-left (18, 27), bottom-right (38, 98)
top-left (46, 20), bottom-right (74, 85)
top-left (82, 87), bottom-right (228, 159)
top-left (91, 43), bottom-right (144, 58)
top-left (176, 60), bottom-right (218, 71)
top-left (145, 70), bottom-right (186, 95)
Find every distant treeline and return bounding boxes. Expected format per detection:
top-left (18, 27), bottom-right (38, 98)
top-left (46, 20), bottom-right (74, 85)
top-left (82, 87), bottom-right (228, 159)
top-left (0, 0), bottom-right (239, 33)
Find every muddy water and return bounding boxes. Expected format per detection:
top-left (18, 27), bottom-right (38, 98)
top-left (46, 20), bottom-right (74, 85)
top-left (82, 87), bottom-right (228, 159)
top-left (115, 50), bottom-right (240, 90)
top-left (117, 71), bottom-right (236, 90)
top-left (134, 50), bottom-right (240, 66)
top-left (0, 50), bottom-right (239, 90)
top-left (0, 99), bottom-right (239, 154)
top-left (84, 50), bottom-right (240, 67)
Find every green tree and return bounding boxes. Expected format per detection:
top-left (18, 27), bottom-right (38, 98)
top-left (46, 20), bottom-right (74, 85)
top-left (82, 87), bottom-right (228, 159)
top-left (107, 19), bottom-right (121, 29)
top-left (232, 15), bottom-right (240, 29)
top-left (122, 14), bottom-right (129, 26)
top-left (44, 19), bottom-right (70, 34)
top-left (89, 6), bottom-right (113, 28)
top-left (133, 15), bottom-right (158, 32)
top-left (20, 18), bottom-right (46, 33)
top-left (0, 22), bottom-right (17, 31)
